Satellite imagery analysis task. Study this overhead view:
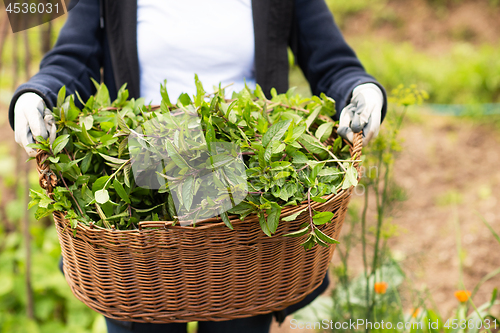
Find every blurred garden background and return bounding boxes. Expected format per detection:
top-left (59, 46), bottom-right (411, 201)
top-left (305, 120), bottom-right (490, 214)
top-left (0, 0), bottom-right (499, 332)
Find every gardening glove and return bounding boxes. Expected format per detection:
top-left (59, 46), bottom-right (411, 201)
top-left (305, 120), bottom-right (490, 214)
top-left (14, 92), bottom-right (57, 157)
top-left (338, 83), bottom-right (384, 146)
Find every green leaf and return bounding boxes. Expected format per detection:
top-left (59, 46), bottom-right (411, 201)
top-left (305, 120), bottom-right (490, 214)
top-left (117, 116), bottom-right (131, 134)
top-left (181, 175), bottom-right (194, 211)
top-left (206, 154), bottom-right (234, 169)
top-left (95, 189), bottom-right (110, 204)
top-left (100, 134), bottom-right (118, 147)
top-left (318, 168), bottom-right (342, 177)
top-left (134, 203), bottom-right (164, 213)
top-left (92, 176), bottom-right (110, 193)
top-left (106, 211), bottom-right (130, 221)
top-left (118, 137), bottom-right (128, 157)
top-left (78, 123), bottom-right (96, 146)
top-left (305, 106), bottom-right (321, 129)
top-left (282, 207), bottom-right (308, 222)
top-left (320, 93), bottom-right (336, 117)
top-left (160, 79), bottom-right (172, 107)
top-left (220, 212), bottom-right (233, 230)
top-left (285, 124), bottom-right (306, 143)
top-left (332, 136), bottom-right (342, 152)
top-left (309, 162), bottom-right (325, 183)
top-left (312, 211), bottom-right (334, 225)
top-left (80, 114), bottom-right (94, 130)
top-left (194, 74), bottom-right (206, 106)
top-left (310, 196), bottom-right (327, 203)
top-left (178, 93), bottom-right (192, 106)
top-left (314, 228), bottom-right (339, 244)
top-left (93, 79), bottom-right (111, 106)
top-left (52, 134), bottom-right (70, 155)
top-left (259, 213), bottom-right (271, 237)
top-left (165, 140), bottom-right (189, 169)
top-left (66, 97), bottom-right (81, 121)
top-left (342, 165), bottom-right (358, 189)
top-left (299, 134), bottom-right (327, 155)
top-left (262, 119), bottom-right (291, 148)
top-left (273, 171), bottom-right (290, 180)
top-left (205, 122), bottom-right (216, 147)
top-left (301, 234), bottom-right (316, 251)
top-left (57, 86), bottom-right (66, 108)
top-left (123, 164), bottom-right (132, 188)
top-left (113, 179), bottom-right (130, 204)
top-left (315, 122), bottom-right (334, 142)
top-left (27, 143), bottom-right (50, 152)
top-left (284, 226), bottom-right (310, 238)
top-left (98, 152), bottom-right (129, 165)
top-left (291, 150), bottom-right (308, 164)
top-left (266, 202), bottom-right (281, 234)
top-left (167, 194), bottom-right (177, 218)
top-left (258, 147), bottom-right (266, 169)
top-left (489, 288), bottom-right (498, 307)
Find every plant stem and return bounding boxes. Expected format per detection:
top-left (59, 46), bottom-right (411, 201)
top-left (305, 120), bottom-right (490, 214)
top-left (59, 171), bottom-right (84, 216)
top-left (264, 101), bottom-right (311, 114)
top-left (298, 141), bottom-right (319, 161)
top-left (307, 188), bottom-right (315, 231)
top-left (306, 130), bottom-right (348, 172)
top-left (23, 161), bottom-right (34, 319)
top-left (103, 159), bottom-right (131, 189)
top-left (337, 248), bottom-right (354, 316)
top-left (361, 183), bottom-right (370, 315)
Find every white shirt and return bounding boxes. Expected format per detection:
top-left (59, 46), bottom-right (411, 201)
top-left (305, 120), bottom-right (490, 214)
top-left (137, 0), bottom-right (256, 105)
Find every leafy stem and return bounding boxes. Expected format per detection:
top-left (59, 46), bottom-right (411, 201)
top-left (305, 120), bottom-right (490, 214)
top-left (307, 187), bottom-right (314, 231)
top-left (103, 159), bottom-right (131, 189)
top-left (58, 171), bottom-right (84, 217)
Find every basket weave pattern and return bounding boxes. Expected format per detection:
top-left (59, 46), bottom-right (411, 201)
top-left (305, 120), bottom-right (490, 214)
top-left (37, 132), bottom-right (362, 323)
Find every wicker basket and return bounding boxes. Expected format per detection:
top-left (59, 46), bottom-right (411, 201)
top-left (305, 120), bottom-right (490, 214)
top-left (36, 131), bottom-right (362, 323)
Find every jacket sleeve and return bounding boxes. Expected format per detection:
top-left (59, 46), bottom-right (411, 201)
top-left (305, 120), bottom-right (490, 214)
top-left (8, 0), bottom-right (103, 130)
top-left (290, 0), bottom-right (387, 120)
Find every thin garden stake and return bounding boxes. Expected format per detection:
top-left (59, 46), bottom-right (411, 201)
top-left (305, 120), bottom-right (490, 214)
top-left (23, 161), bottom-right (34, 319)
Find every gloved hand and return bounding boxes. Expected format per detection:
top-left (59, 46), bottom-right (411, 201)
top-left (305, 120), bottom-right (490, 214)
top-left (338, 83), bottom-right (384, 146)
top-left (14, 92), bottom-right (57, 157)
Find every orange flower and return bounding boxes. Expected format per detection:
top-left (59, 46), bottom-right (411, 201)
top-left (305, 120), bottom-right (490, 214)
top-left (454, 290), bottom-right (471, 303)
top-left (374, 282), bottom-right (388, 294)
top-left (411, 308), bottom-right (421, 318)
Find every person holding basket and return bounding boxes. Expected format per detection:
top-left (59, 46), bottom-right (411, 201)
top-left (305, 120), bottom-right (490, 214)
top-left (10, 0), bottom-right (386, 332)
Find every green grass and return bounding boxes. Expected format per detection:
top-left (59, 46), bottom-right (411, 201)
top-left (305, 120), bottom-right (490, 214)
top-left (289, 39), bottom-right (500, 106)
top-left (354, 40), bottom-right (500, 104)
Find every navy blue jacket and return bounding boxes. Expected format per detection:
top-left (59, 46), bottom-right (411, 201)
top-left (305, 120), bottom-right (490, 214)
top-left (10, 0), bottom-right (387, 322)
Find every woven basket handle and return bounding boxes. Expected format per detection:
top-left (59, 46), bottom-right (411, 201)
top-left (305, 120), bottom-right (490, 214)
top-left (351, 132), bottom-right (363, 174)
top-left (36, 150), bottom-right (57, 195)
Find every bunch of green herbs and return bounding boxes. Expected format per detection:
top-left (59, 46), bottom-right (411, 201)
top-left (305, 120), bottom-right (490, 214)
top-left (29, 77), bottom-right (359, 249)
